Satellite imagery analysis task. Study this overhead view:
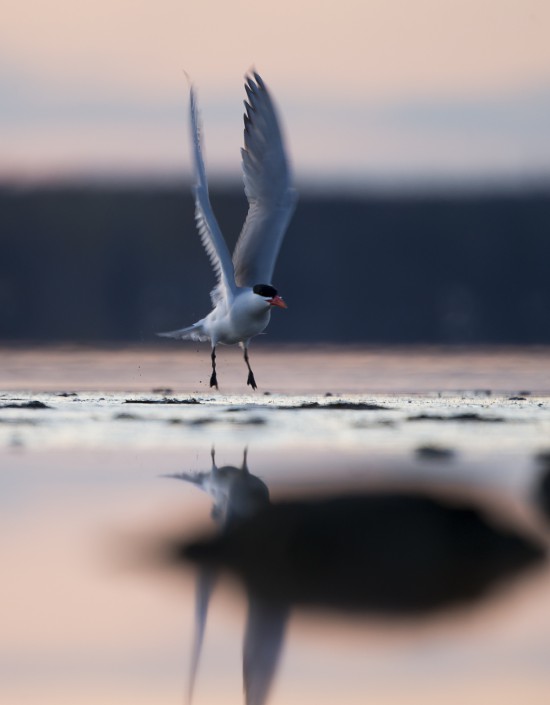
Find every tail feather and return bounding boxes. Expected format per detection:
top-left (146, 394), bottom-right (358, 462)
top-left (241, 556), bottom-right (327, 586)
top-left (157, 322), bottom-right (209, 342)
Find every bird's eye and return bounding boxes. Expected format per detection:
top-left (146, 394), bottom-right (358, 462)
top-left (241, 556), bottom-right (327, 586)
top-left (253, 284), bottom-right (278, 298)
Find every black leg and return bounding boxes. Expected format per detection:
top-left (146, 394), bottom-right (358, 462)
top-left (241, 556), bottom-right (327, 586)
top-left (241, 446), bottom-right (249, 474)
top-left (243, 347), bottom-right (257, 390)
top-left (209, 347), bottom-right (218, 389)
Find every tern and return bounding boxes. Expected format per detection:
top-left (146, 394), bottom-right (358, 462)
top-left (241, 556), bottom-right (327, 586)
top-left (159, 73), bottom-right (297, 390)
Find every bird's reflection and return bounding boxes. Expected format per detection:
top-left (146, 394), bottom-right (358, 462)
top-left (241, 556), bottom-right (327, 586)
top-left (164, 449), bottom-right (545, 705)
top-left (165, 448), bottom-right (284, 705)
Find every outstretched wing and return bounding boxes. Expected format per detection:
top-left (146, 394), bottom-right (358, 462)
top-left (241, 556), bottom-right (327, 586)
top-left (233, 73), bottom-right (297, 288)
top-left (189, 85), bottom-right (236, 304)
top-left (243, 595), bottom-right (289, 705)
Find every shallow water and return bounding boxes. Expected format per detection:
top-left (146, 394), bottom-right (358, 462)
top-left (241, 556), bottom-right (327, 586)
top-left (2, 344), bottom-right (550, 394)
top-left (1, 346), bottom-right (550, 704)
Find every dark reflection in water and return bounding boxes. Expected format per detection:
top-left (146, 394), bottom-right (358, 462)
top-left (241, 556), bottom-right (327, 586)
top-left (186, 493), bottom-right (544, 612)
top-left (163, 450), bottom-right (545, 705)
top-left (535, 457), bottom-right (550, 523)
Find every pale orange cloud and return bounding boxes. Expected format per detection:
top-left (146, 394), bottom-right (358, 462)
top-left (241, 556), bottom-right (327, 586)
top-left (4, 1), bottom-right (550, 96)
top-left (2, 0), bottom-right (550, 182)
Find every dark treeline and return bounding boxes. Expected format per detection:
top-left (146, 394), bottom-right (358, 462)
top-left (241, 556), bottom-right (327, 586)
top-left (1, 184), bottom-right (549, 344)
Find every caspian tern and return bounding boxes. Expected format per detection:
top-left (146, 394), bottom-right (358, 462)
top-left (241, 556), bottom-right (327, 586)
top-left (159, 73), bottom-right (297, 390)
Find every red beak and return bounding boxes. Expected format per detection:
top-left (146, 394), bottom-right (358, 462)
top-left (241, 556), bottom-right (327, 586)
top-left (269, 295), bottom-right (288, 309)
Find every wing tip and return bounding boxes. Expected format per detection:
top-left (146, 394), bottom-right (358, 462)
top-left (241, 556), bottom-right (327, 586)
top-left (244, 69), bottom-right (266, 94)
top-left (254, 72), bottom-right (265, 89)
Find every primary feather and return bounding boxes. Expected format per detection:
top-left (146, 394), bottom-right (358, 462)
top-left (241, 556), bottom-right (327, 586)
top-left (233, 73), bottom-right (297, 287)
top-left (189, 86), bottom-right (236, 305)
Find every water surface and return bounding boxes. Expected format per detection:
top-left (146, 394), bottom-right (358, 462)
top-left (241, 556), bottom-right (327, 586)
top-left (1, 346), bottom-right (550, 704)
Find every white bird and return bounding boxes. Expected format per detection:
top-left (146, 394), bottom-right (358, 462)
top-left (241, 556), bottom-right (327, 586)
top-left (159, 73), bottom-right (297, 390)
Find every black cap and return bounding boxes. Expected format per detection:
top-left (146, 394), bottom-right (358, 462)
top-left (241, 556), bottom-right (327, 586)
top-left (253, 284), bottom-right (278, 298)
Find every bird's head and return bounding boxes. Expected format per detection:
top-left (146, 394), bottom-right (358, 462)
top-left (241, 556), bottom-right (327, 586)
top-left (252, 284), bottom-right (288, 310)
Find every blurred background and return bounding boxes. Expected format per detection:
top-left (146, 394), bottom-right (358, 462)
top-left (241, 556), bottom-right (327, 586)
top-left (2, 0), bottom-right (550, 345)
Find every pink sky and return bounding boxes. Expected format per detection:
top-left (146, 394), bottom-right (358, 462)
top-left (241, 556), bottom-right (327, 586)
top-left (2, 0), bottom-right (550, 186)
